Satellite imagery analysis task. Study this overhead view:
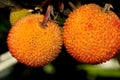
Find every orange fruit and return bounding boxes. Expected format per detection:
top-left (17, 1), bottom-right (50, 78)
top-left (7, 14), bottom-right (63, 67)
top-left (63, 4), bottom-right (120, 64)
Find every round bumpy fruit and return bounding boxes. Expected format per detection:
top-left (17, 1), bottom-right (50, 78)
top-left (10, 9), bottom-right (31, 25)
top-left (63, 4), bottom-right (120, 64)
top-left (7, 14), bottom-right (63, 67)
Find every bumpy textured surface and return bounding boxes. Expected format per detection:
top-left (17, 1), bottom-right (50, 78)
top-left (10, 9), bottom-right (31, 25)
top-left (63, 4), bottom-right (120, 64)
top-left (7, 14), bottom-right (63, 67)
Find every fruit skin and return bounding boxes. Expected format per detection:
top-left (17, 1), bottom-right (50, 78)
top-left (7, 14), bottom-right (63, 67)
top-left (10, 9), bottom-right (31, 25)
top-left (63, 3), bottom-right (120, 64)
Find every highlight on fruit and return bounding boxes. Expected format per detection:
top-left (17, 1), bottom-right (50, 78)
top-left (63, 3), bottom-right (120, 64)
top-left (7, 14), bottom-right (63, 67)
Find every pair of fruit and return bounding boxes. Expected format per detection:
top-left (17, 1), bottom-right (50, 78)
top-left (7, 3), bottom-right (120, 67)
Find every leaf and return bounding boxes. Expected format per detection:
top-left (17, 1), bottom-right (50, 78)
top-left (0, 0), bottom-right (15, 8)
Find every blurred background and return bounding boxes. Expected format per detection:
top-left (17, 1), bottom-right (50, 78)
top-left (0, 0), bottom-right (120, 80)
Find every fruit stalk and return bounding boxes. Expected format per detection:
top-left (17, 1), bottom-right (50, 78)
top-left (102, 3), bottom-right (113, 12)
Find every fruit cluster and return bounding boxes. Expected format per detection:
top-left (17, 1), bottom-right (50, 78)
top-left (7, 3), bottom-right (120, 67)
